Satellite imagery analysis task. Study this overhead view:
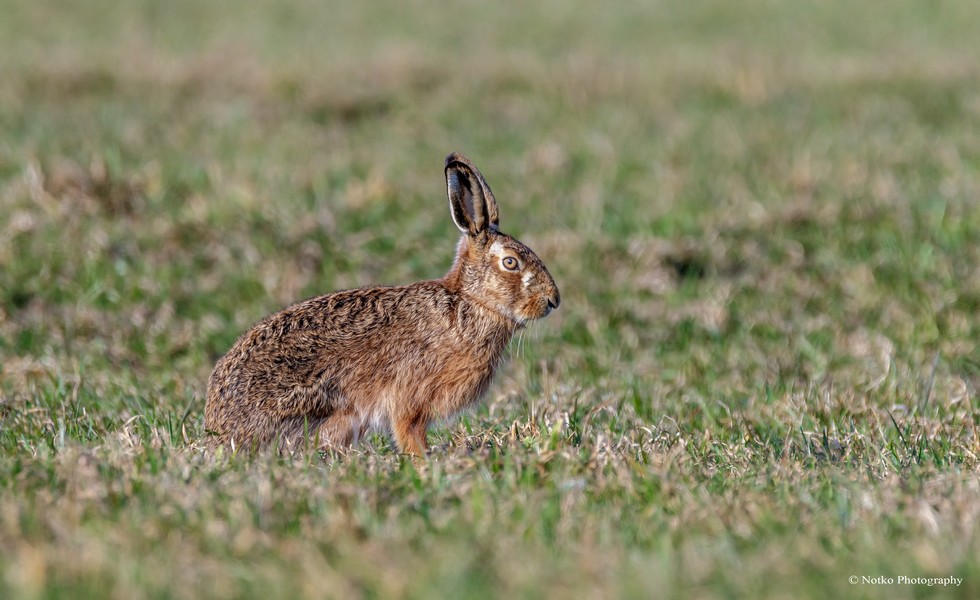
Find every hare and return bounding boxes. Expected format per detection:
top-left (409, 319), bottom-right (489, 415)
top-left (205, 153), bottom-right (560, 455)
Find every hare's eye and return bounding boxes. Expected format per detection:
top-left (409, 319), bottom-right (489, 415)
top-left (502, 256), bottom-right (520, 271)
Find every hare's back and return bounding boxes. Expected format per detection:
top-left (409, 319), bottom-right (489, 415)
top-left (224, 283), bottom-right (452, 385)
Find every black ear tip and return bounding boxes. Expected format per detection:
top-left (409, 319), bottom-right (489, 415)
top-left (445, 152), bottom-right (469, 169)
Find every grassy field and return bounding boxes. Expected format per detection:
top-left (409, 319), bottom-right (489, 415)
top-left (2, 0), bottom-right (980, 597)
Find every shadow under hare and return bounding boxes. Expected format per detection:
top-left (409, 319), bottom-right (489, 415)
top-left (205, 153), bottom-right (560, 455)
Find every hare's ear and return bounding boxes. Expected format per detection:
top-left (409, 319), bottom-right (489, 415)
top-left (445, 152), bottom-right (500, 236)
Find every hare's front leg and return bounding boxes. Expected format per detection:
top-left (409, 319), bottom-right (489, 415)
top-left (393, 412), bottom-right (429, 456)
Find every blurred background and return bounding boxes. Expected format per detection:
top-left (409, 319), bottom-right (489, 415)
top-left (1, 0), bottom-right (979, 597)
top-left (0, 2), bottom-right (980, 381)
top-left (3, 0), bottom-right (977, 388)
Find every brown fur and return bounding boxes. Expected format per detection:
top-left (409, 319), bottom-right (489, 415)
top-left (205, 153), bottom-right (560, 455)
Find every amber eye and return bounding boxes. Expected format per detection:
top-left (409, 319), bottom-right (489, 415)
top-left (501, 256), bottom-right (520, 271)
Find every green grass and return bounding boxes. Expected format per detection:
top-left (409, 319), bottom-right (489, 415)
top-left (2, 0), bottom-right (980, 597)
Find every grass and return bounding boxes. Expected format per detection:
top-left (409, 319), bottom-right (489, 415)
top-left (1, 0), bottom-right (979, 597)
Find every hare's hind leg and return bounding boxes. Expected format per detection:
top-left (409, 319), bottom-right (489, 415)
top-left (314, 411), bottom-right (360, 450)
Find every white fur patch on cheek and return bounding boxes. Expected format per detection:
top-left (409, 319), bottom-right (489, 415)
top-left (522, 271), bottom-right (535, 286)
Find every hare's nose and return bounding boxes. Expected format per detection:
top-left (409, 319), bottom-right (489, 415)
top-left (547, 293), bottom-right (560, 311)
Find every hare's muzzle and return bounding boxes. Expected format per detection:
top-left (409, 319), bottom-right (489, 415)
top-left (541, 285), bottom-right (560, 317)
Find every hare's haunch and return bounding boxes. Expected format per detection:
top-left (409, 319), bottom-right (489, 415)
top-left (205, 153), bottom-right (560, 455)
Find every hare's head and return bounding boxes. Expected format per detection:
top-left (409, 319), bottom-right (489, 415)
top-left (444, 153), bottom-right (560, 327)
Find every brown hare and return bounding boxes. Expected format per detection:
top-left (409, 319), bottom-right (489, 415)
top-left (205, 153), bottom-right (560, 455)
